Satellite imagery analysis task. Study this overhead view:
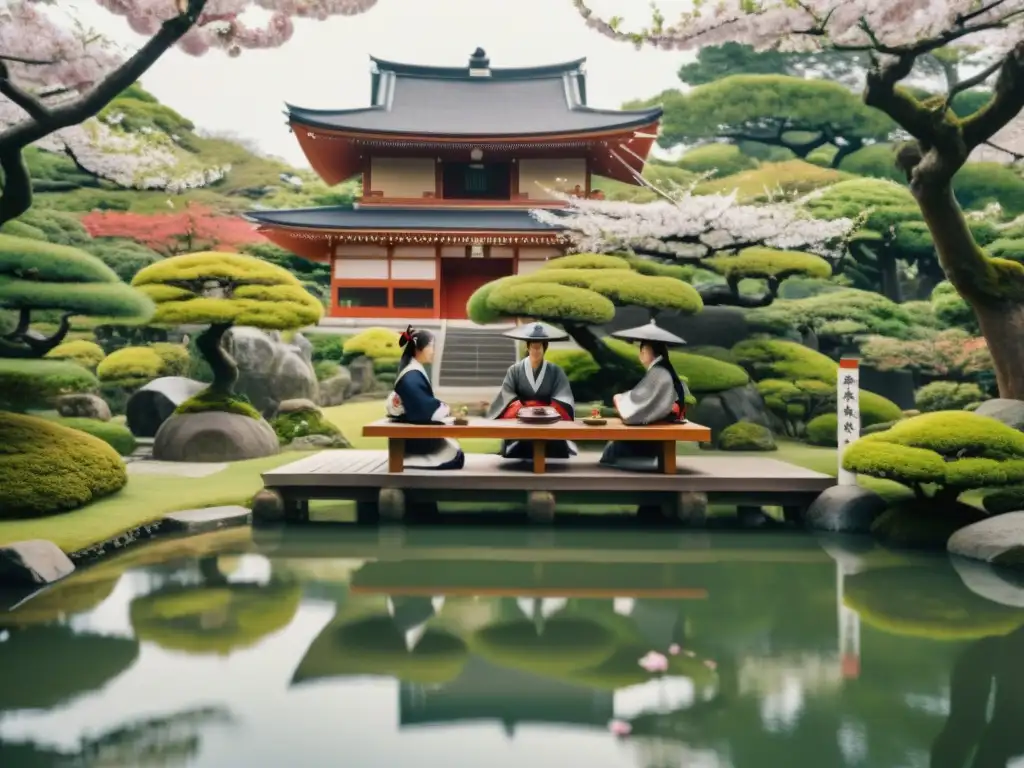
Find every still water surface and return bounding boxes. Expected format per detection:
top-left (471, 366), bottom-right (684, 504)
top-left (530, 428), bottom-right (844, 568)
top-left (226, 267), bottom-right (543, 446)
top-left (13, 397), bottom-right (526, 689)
top-left (2, 526), bottom-right (1024, 768)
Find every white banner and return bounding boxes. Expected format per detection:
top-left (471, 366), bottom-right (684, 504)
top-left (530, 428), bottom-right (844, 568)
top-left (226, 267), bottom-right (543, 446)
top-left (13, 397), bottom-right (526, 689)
top-left (837, 359), bottom-right (861, 486)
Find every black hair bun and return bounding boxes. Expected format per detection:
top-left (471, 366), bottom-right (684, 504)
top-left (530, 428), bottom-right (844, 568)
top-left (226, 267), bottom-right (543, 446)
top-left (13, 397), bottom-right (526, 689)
top-left (398, 325), bottom-right (415, 348)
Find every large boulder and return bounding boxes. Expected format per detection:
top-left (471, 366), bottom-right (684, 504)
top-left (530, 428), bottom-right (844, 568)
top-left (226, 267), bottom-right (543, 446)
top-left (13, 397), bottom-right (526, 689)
top-left (56, 393), bottom-right (111, 422)
top-left (951, 556), bottom-right (1024, 608)
top-left (347, 356), bottom-right (377, 397)
top-left (318, 367), bottom-right (352, 407)
top-left (805, 485), bottom-right (887, 534)
top-left (0, 540), bottom-right (75, 588)
top-left (690, 383), bottom-right (772, 444)
top-left (225, 327), bottom-right (318, 417)
top-left (974, 399), bottom-right (1024, 431)
top-left (948, 512), bottom-right (1024, 567)
top-left (152, 411), bottom-right (279, 462)
top-left (125, 376), bottom-right (206, 437)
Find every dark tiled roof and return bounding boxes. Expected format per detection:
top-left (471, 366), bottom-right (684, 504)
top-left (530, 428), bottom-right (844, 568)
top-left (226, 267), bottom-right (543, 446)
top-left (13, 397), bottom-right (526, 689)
top-left (244, 206), bottom-right (566, 232)
top-left (286, 51), bottom-right (662, 137)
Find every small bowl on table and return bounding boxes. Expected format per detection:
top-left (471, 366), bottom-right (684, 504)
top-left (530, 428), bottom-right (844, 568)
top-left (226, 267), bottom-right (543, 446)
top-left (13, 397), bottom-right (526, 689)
top-left (583, 411), bottom-right (607, 427)
top-left (453, 415), bottom-right (470, 426)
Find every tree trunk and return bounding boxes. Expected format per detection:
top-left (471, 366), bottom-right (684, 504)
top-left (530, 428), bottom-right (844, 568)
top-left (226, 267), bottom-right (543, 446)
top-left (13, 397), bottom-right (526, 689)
top-left (195, 322), bottom-right (237, 396)
top-left (915, 183), bottom-right (1024, 398)
top-left (563, 322), bottom-right (643, 404)
top-left (878, 248), bottom-right (903, 303)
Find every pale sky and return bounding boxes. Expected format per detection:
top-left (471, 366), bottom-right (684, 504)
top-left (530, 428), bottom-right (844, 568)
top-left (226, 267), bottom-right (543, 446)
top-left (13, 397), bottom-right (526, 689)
top-left (65, 0), bottom-right (691, 168)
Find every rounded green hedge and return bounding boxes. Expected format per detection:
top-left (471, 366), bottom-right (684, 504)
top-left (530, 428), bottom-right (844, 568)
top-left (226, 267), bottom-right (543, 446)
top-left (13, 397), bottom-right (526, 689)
top-left (843, 411), bottom-right (1024, 492)
top-left (48, 416), bottom-right (137, 456)
top-left (718, 421), bottom-right (777, 451)
top-left (45, 339), bottom-right (106, 370)
top-left (0, 411), bottom-right (126, 518)
top-left (271, 407), bottom-right (344, 444)
top-left (732, 338), bottom-right (838, 383)
top-left (915, 381), bottom-right (986, 412)
top-left (0, 358), bottom-right (98, 412)
top-left (342, 327), bottom-right (401, 362)
top-left (147, 342), bottom-right (190, 376)
top-left (675, 143), bottom-right (758, 178)
top-left (96, 345), bottom-right (164, 384)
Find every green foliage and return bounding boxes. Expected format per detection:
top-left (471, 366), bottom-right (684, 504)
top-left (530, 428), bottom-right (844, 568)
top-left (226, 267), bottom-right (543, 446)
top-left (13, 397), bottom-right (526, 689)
top-left (174, 387), bottom-right (261, 420)
top-left (271, 406), bottom-right (343, 445)
top-left (9, 208), bottom-right (92, 247)
top-left (718, 421), bottom-right (777, 451)
top-left (746, 288), bottom-right (914, 346)
top-left (0, 359), bottom-right (98, 412)
top-left (675, 143), bottom-right (758, 178)
top-left (132, 251), bottom-right (323, 330)
top-left (594, 164), bottom-right (699, 203)
top-left (486, 281), bottom-right (617, 325)
top-left (342, 327), bottom-right (401, 362)
top-left (687, 345), bottom-right (738, 364)
top-left (96, 346), bottom-right (164, 385)
top-left (313, 360), bottom-right (340, 381)
top-left (147, 342), bottom-right (190, 376)
top-left (0, 235), bottom-right (154, 320)
top-left (837, 144), bottom-right (906, 183)
top-left (86, 238), bottom-right (163, 283)
top-left (0, 411), bottom-right (126, 518)
top-left (757, 378), bottom-right (899, 440)
top-left (45, 339), bottom-right (106, 370)
top-left (703, 246), bottom-right (831, 282)
top-left (694, 160), bottom-right (851, 201)
top-left (656, 75), bottom-right (894, 154)
top-left (953, 162), bottom-right (1024, 214)
top-left (99, 95), bottom-right (194, 138)
top-left (675, 42), bottom-right (870, 87)
top-left (240, 241), bottom-right (330, 302)
top-left (982, 488), bottom-right (1024, 515)
top-left (308, 333), bottom-right (350, 363)
top-left (915, 381), bottom-right (987, 412)
top-left (544, 254), bottom-right (631, 270)
top-left (806, 413), bottom-right (839, 446)
top-left (732, 338), bottom-right (841, 383)
top-left (842, 411), bottom-right (1024, 492)
top-left (931, 281), bottom-right (977, 332)
top-left (45, 416), bottom-right (137, 456)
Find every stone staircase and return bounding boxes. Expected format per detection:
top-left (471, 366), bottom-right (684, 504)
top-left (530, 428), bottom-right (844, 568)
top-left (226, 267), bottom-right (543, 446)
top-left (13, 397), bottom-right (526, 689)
top-left (438, 326), bottom-right (517, 388)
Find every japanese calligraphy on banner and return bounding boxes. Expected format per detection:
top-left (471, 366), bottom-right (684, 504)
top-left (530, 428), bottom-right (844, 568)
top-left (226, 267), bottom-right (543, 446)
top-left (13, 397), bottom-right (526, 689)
top-left (837, 357), bottom-right (860, 486)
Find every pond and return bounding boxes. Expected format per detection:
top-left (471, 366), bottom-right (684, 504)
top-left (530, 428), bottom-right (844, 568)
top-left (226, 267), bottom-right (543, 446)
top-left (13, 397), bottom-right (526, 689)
top-left (1, 526), bottom-right (1023, 767)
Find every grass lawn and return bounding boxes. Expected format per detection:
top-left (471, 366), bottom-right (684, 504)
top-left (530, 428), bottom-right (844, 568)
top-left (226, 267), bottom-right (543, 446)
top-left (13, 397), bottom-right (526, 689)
top-left (1, 400), bottom-right (909, 554)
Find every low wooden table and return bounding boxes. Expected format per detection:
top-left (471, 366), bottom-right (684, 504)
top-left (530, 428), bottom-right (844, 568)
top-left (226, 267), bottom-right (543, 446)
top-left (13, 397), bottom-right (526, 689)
top-left (362, 417), bottom-right (712, 475)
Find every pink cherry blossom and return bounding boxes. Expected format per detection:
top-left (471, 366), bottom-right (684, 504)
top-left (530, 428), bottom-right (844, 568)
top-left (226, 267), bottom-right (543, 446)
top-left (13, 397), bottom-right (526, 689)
top-left (608, 719), bottom-right (632, 736)
top-left (668, 643), bottom-right (681, 655)
top-left (704, 659), bottom-right (718, 671)
top-left (638, 651), bottom-right (669, 673)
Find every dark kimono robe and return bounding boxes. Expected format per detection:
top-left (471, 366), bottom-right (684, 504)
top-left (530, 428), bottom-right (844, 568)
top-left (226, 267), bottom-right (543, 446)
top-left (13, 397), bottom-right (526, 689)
top-left (385, 360), bottom-right (465, 470)
top-left (486, 358), bottom-right (577, 460)
top-left (600, 358), bottom-right (686, 472)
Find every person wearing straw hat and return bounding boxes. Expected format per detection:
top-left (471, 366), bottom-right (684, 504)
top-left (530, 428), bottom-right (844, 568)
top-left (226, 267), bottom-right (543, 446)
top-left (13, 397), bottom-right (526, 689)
top-left (600, 320), bottom-right (689, 472)
top-left (486, 321), bottom-right (578, 461)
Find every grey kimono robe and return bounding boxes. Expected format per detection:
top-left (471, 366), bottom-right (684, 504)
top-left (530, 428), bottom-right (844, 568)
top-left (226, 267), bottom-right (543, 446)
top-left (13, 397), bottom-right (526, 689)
top-left (600, 359), bottom-right (684, 471)
top-left (486, 358), bottom-right (577, 460)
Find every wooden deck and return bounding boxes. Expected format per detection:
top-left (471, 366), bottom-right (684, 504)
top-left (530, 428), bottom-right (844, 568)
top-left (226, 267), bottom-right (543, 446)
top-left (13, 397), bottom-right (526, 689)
top-left (258, 449), bottom-right (834, 524)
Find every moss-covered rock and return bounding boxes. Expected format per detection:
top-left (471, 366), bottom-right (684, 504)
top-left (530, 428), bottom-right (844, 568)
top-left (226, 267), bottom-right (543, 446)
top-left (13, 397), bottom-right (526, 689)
top-left (843, 564), bottom-right (1024, 640)
top-left (342, 327), bottom-right (402, 362)
top-left (45, 339), bottom-right (106, 370)
top-left (271, 404), bottom-right (348, 447)
top-left (46, 416), bottom-right (137, 456)
top-left (0, 358), bottom-right (98, 412)
top-left (915, 380), bottom-right (987, 413)
top-left (129, 582), bottom-right (301, 656)
top-left (0, 411), bottom-right (126, 518)
top-left (718, 421), bottom-right (777, 451)
top-left (174, 386), bottom-right (261, 419)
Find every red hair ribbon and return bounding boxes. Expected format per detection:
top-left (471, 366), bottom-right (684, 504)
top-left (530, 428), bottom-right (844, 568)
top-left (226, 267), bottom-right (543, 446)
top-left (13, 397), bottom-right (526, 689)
top-left (399, 325), bottom-right (414, 347)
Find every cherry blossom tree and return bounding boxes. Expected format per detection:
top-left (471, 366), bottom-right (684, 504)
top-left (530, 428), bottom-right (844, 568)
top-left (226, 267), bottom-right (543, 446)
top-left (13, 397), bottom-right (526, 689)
top-left (531, 190), bottom-right (855, 308)
top-left (0, 0), bottom-right (378, 226)
top-left (82, 203), bottom-right (266, 255)
top-left (567, 0), bottom-right (1024, 399)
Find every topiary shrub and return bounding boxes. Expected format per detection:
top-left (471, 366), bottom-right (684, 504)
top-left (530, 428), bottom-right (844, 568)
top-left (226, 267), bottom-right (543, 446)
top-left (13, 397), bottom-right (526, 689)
top-left (838, 143), bottom-right (906, 183)
top-left (675, 143), bottom-right (758, 178)
top-left (147, 342), bottom-right (190, 377)
top-left (806, 413), bottom-right (838, 446)
top-left (309, 333), bottom-right (349, 363)
top-left (313, 360), bottom-right (340, 381)
top-left (271, 406), bottom-right (346, 445)
top-left (718, 421), bottom-right (777, 451)
top-left (96, 345), bottom-right (164, 389)
top-left (693, 159), bottom-right (851, 201)
top-left (915, 381), bottom-right (986, 412)
top-left (45, 339), bottom-right (106, 370)
top-left (732, 338), bottom-right (838, 383)
top-left (931, 281), bottom-right (977, 333)
top-left (0, 411), bottom-right (127, 517)
top-left (46, 416), bottom-right (137, 456)
top-left (342, 327), bottom-right (402, 363)
top-left (0, 358), bottom-right (98, 412)
top-left (953, 161), bottom-right (1024, 215)
top-left (756, 376), bottom-right (901, 440)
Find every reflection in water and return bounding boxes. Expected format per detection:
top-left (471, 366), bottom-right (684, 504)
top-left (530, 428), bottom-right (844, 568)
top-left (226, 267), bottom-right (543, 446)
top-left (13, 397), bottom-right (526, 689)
top-left (2, 527), bottom-right (1024, 767)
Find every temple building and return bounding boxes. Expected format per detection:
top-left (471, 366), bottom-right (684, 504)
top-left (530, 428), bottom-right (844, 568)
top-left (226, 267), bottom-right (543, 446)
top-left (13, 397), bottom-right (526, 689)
top-left (246, 48), bottom-right (663, 320)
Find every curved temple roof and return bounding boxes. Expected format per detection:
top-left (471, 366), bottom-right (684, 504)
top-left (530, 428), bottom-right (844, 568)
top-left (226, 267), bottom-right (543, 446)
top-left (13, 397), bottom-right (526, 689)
top-left (286, 49), bottom-right (663, 138)
top-left (245, 206), bottom-right (566, 233)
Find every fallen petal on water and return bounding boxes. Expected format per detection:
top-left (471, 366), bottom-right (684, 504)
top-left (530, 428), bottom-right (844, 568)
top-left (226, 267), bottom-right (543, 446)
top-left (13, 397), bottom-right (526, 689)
top-left (638, 651), bottom-right (669, 672)
top-left (609, 719), bottom-right (632, 736)
top-left (668, 643), bottom-right (681, 655)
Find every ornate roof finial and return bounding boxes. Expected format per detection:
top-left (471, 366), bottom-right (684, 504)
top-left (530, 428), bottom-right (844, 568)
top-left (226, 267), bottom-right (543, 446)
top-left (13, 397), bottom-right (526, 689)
top-left (469, 47), bottom-right (490, 69)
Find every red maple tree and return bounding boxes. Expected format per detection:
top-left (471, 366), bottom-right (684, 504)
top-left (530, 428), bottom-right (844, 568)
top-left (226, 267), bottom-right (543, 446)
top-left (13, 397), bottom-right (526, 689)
top-left (81, 203), bottom-right (266, 255)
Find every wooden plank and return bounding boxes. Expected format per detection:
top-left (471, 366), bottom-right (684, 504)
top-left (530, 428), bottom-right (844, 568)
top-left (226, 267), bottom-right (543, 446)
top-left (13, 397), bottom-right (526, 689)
top-left (262, 451), bottom-right (833, 494)
top-left (362, 417), bottom-right (712, 443)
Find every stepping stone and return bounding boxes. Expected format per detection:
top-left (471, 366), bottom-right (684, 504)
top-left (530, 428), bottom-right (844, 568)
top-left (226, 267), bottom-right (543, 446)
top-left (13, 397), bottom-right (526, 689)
top-left (161, 505), bottom-right (251, 534)
top-left (0, 540), bottom-right (74, 587)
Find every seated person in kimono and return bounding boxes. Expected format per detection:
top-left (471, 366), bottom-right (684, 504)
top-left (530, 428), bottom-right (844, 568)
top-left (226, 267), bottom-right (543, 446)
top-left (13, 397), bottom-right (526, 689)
top-left (600, 321), bottom-right (689, 472)
top-left (385, 326), bottom-right (465, 470)
top-left (486, 321), bottom-right (577, 460)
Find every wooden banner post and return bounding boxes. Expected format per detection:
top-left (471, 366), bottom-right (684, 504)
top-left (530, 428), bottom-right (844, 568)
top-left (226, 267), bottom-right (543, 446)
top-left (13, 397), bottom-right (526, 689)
top-left (837, 357), bottom-right (861, 486)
